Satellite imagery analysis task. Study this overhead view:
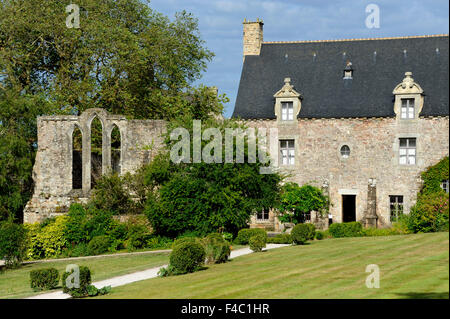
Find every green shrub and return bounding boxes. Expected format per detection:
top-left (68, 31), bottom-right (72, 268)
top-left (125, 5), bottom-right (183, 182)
top-left (407, 193), bottom-right (449, 233)
top-left (34, 215), bottom-right (69, 258)
top-left (362, 227), bottom-right (398, 237)
top-left (87, 236), bottom-right (111, 256)
top-left (0, 220), bottom-right (28, 268)
top-left (87, 284), bottom-right (111, 297)
top-left (202, 233), bottom-right (231, 264)
top-left (30, 268), bottom-right (59, 291)
top-left (235, 228), bottom-right (267, 245)
top-left (145, 235), bottom-right (173, 250)
top-left (62, 242), bottom-right (89, 258)
top-left (315, 231), bottom-right (324, 240)
top-left (291, 224), bottom-right (310, 245)
top-left (267, 233), bottom-right (293, 244)
top-left (62, 266), bottom-right (92, 298)
top-left (222, 232), bottom-right (233, 242)
top-left (65, 204), bottom-right (89, 245)
top-left (305, 223), bottom-right (316, 240)
top-left (329, 222), bottom-right (363, 238)
top-left (84, 208), bottom-right (114, 239)
top-left (249, 235), bottom-right (266, 252)
top-left (169, 241), bottom-right (206, 275)
top-left (125, 224), bottom-right (151, 251)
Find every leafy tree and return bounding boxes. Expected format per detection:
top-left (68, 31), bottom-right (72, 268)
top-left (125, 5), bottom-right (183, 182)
top-left (144, 116), bottom-right (282, 237)
top-left (0, 219), bottom-right (28, 268)
top-left (0, 0), bottom-right (221, 119)
top-left (277, 183), bottom-right (328, 224)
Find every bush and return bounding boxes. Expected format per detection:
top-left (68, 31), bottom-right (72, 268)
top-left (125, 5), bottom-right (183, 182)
top-left (33, 215), bottom-right (69, 258)
top-left (0, 220), bottom-right (28, 268)
top-left (145, 235), bottom-right (173, 250)
top-left (62, 242), bottom-right (89, 258)
top-left (222, 232), bottom-right (233, 242)
top-left (87, 236), bottom-right (111, 256)
top-left (362, 227), bottom-right (398, 237)
top-left (305, 223), bottom-right (316, 240)
top-left (202, 233), bottom-right (230, 264)
top-left (267, 234), bottom-right (293, 244)
top-left (169, 241), bottom-right (206, 275)
top-left (235, 228), bottom-right (267, 245)
top-left (291, 224), bottom-right (311, 245)
top-left (87, 284), bottom-right (111, 297)
top-left (249, 235), bottom-right (266, 252)
top-left (124, 216), bottom-right (152, 251)
top-left (62, 266), bottom-right (92, 298)
top-left (30, 268), bottom-right (59, 291)
top-left (407, 193), bottom-right (449, 233)
top-left (315, 231), bottom-right (324, 240)
top-left (329, 222), bottom-right (363, 238)
top-left (65, 204), bottom-right (89, 245)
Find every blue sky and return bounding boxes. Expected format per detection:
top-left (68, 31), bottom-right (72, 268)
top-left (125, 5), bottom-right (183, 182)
top-left (148, 0), bottom-right (449, 118)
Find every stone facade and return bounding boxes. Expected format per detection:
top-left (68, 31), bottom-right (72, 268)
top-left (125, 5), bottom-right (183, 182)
top-left (246, 114), bottom-right (449, 229)
top-left (24, 108), bottom-right (166, 223)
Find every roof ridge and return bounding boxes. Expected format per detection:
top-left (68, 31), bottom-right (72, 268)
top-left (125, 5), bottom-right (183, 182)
top-left (263, 34), bottom-right (449, 44)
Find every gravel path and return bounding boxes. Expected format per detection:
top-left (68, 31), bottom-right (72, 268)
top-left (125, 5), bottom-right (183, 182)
top-left (26, 244), bottom-right (290, 299)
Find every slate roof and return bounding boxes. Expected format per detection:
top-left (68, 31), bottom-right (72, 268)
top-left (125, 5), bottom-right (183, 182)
top-left (232, 35), bottom-right (449, 119)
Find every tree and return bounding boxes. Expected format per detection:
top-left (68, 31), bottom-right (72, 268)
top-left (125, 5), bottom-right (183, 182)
top-left (0, 219), bottom-right (28, 268)
top-left (144, 116), bottom-right (282, 237)
top-left (277, 183), bottom-right (328, 224)
top-left (0, 0), bottom-right (221, 120)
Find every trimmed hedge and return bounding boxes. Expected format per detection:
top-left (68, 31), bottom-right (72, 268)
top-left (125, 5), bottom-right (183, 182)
top-left (291, 224), bottom-right (311, 245)
top-left (305, 223), bottom-right (316, 240)
top-left (235, 228), bottom-right (267, 245)
top-left (169, 241), bottom-right (206, 275)
top-left (315, 231), bottom-right (325, 240)
top-left (267, 233), bottom-right (293, 244)
top-left (329, 222), bottom-right (363, 238)
top-left (249, 235), bottom-right (266, 252)
top-left (202, 233), bottom-right (230, 264)
top-left (62, 266), bottom-right (92, 297)
top-left (30, 268), bottom-right (59, 291)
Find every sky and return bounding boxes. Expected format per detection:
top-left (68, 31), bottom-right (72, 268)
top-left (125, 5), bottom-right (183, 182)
top-left (148, 0), bottom-right (449, 118)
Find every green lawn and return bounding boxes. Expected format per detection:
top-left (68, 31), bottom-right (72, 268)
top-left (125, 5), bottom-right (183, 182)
top-left (0, 252), bottom-right (169, 299)
top-left (96, 232), bottom-right (449, 299)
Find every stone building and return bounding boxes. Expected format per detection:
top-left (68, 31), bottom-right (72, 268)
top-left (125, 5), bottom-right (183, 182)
top-left (24, 21), bottom-right (449, 231)
top-left (235, 20), bottom-right (449, 230)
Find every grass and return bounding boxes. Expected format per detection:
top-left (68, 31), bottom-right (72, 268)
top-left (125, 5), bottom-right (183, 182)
top-left (95, 232), bottom-right (449, 299)
top-left (0, 252), bottom-right (169, 299)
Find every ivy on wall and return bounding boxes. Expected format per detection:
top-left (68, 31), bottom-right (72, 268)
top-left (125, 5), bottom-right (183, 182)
top-left (420, 156), bottom-right (449, 195)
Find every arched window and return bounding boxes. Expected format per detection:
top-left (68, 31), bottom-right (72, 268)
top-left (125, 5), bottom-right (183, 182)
top-left (111, 125), bottom-right (121, 174)
top-left (72, 125), bottom-right (82, 189)
top-left (91, 117), bottom-right (103, 189)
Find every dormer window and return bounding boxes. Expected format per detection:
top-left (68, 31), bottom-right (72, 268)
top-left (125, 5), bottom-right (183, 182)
top-left (273, 78), bottom-right (302, 123)
top-left (281, 102), bottom-right (294, 121)
top-left (393, 72), bottom-right (424, 121)
top-left (401, 98), bottom-right (415, 119)
top-left (343, 61), bottom-right (353, 79)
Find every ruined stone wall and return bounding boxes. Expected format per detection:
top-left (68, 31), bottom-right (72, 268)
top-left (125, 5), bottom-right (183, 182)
top-left (246, 115), bottom-right (449, 228)
top-left (24, 108), bottom-right (166, 223)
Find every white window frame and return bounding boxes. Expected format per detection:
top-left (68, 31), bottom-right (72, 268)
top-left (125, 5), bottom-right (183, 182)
top-left (401, 98), bottom-right (415, 119)
top-left (280, 139), bottom-right (295, 166)
top-left (340, 145), bottom-right (351, 158)
top-left (399, 138), bottom-right (416, 165)
top-left (281, 102), bottom-right (294, 121)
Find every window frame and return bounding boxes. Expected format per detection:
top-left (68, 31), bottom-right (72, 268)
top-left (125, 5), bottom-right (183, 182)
top-left (279, 139), bottom-right (295, 166)
top-left (441, 179), bottom-right (449, 194)
top-left (400, 98), bottom-right (415, 119)
top-left (399, 138), bottom-right (416, 165)
top-left (281, 101), bottom-right (294, 121)
top-left (256, 209), bottom-right (270, 221)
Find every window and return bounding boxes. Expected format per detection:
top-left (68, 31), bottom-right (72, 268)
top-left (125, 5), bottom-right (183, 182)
top-left (281, 102), bottom-right (294, 121)
top-left (257, 209), bottom-right (269, 221)
top-left (441, 180), bottom-right (449, 194)
top-left (401, 98), bottom-right (415, 119)
top-left (399, 138), bottom-right (416, 165)
top-left (280, 139), bottom-right (295, 165)
top-left (390, 196), bottom-right (404, 222)
top-left (340, 145), bottom-right (351, 158)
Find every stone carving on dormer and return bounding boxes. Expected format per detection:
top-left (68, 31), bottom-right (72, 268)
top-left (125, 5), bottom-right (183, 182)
top-left (273, 78), bottom-right (302, 122)
top-left (392, 72), bottom-right (424, 119)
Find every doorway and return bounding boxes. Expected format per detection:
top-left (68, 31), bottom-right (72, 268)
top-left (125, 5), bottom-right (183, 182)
top-left (342, 195), bottom-right (356, 222)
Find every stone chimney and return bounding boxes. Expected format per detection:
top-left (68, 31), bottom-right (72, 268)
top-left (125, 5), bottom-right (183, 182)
top-left (243, 18), bottom-right (264, 61)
